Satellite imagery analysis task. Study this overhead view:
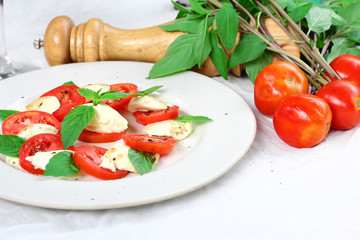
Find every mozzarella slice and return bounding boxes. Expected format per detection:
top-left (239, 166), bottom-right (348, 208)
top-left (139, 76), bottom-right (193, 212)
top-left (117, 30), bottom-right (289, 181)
top-left (84, 103), bottom-right (128, 133)
top-left (25, 150), bottom-right (74, 170)
top-left (81, 83), bottom-right (110, 94)
top-left (127, 95), bottom-right (172, 113)
top-left (143, 120), bottom-right (192, 141)
top-left (6, 156), bottom-right (20, 169)
top-left (100, 143), bottom-right (137, 173)
top-left (18, 124), bottom-right (59, 140)
top-left (24, 96), bottom-right (60, 114)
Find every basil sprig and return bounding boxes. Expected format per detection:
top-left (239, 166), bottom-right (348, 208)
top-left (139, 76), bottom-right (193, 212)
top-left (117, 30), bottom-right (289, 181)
top-left (175, 115), bottom-right (212, 122)
top-left (128, 148), bottom-right (157, 175)
top-left (0, 109), bottom-right (20, 122)
top-left (43, 151), bottom-right (80, 177)
top-left (62, 81), bottom-right (77, 86)
top-left (0, 135), bottom-right (25, 158)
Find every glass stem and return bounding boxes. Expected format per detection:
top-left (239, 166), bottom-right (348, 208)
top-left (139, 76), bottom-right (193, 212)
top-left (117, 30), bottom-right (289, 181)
top-left (0, 0), bottom-right (15, 78)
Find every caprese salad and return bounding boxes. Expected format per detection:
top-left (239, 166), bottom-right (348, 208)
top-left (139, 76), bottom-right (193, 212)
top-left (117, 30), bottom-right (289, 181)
top-left (0, 81), bottom-right (211, 180)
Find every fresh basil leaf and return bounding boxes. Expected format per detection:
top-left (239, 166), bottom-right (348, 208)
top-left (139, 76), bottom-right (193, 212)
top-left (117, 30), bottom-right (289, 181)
top-left (348, 25), bottom-right (360, 43)
top-left (77, 88), bottom-right (99, 102)
top-left (138, 86), bottom-right (163, 96)
top-left (189, 0), bottom-right (208, 15)
top-left (171, 0), bottom-right (191, 14)
top-left (245, 50), bottom-right (274, 83)
top-left (288, 2), bottom-right (312, 22)
top-left (228, 33), bottom-right (267, 69)
top-left (327, 43), bottom-right (360, 63)
top-left (43, 151), bottom-right (80, 177)
top-left (194, 18), bottom-right (212, 67)
top-left (175, 115), bottom-right (212, 122)
top-left (97, 91), bottom-right (127, 101)
top-left (0, 109), bottom-right (20, 122)
top-left (329, 11), bottom-right (347, 26)
top-left (209, 28), bottom-right (228, 80)
top-left (336, 2), bottom-right (360, 34)
top-left (160, 18), bottom-right (202, 34)
top-left (148, 34), bottom-right (197, 79)
top-left (305, 6), bottom-right (333, 34)
top-left (0, 135), bottom-right (25, 158)
top-left (128, 148), bottom-right (157, 175)
top-left (62, 81), bottom-right (76, 86)
top-left (61, 105), bottom-right (95, 150)
top-left (277, 0), bottom-right (289, 9)
top-left (216, 5), bottom-right (239, 50)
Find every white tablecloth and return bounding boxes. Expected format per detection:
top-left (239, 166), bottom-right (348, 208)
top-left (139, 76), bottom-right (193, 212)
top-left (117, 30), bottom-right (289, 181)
top-left (2, 0), bottom-right (360, 239)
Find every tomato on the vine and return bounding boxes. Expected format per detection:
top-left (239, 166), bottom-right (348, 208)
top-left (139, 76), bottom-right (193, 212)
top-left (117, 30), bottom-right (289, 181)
top-left (326, 54), bottom-right (360, 82)
top-left (316, 80), bottom-right (360, 130)
top-left (273, 94), bottom-right (332, 148)
top-left (254, 61), bottom-right (309, 116)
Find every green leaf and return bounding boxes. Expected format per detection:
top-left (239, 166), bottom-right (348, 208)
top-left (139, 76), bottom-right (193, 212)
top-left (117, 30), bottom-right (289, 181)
top-left (175, 115), bottom-right (212, 122)
top-left (0, 110), bottom-right (20, 122)
top-left (128, 148), bottom-right (157, 175)
top-left (147, 34), bottom-right (197, 79)
top-left (61, 105), bottom-right (95, 150)
top-left (329, 11), bottom-right (347, 26)
top-left (348, 25), bottom-right (360, 43)
top-left (171, 0), bottom-right (191, 14)
top-left (305, 6), bottom-right (333, 34)
top-left (189, 0), bottom-right (208, 15)
top-left (277, 0), bottom-right (289, 9)
top-left (62, 81), bottom-right (76, 86)
top-left (0, 135), bottom-right (25, 157)
top-left (194, 18), bottom-right (212, 67)
top-left (159, 19), bottom-right (202, 34)
top-left (77, 88), bottom-right (99, 102)
top-left (288, 2), bottom-right (313, 22)
top-left (336, 2), bottom-right (360, 33)
top-left (327, 43), bottom-right (360, 63)
top-left (209, 28), bottom-right (228, 80)
top-left (138, 86), bottom-right (163, 96)
top-left (245, 50), bottom-right (274, 83)
top-left (228, 33), bottom-right (267, 69)
top-left (43, 151), bottom-right (80, 177)
top-left (216, 5), bottom-right (239, 50)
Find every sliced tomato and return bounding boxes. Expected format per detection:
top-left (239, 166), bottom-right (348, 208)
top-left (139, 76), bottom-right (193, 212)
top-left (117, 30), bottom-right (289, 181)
top-left (73, 145), bottom-right (129, 180)
top-left (18, 134), bottom-right (65, 175)
top-left (78, 129), bottom-right (127, 143)
top-left (133, 105), bottom-right (180, 125)
top-left (102, 83), bottom-right (138, 111)
top-left (123, 134), bottom-right (177, 155)
top-left (2, 111), bottom-right (61, 135)
top-left (41, 85), bottom-right (86, 122)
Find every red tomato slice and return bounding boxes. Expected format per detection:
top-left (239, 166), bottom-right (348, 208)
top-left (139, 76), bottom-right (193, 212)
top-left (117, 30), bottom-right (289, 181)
top-left (133, 105), bottom-right (180, 125)
top-left (2, 111), bottom-right (61, 135)
top-left (78, 129), bottom-right (127, 143)
top-left (73, 145), bottom-right (129, 180)
top-left (123, 134), bottom-right (177, 155)
top-left (18, 134), bottom-right (66, 175)
top-left (102, 83), bottom-right (138, 111)
top-left (41, 85), bottom-right (86, 122)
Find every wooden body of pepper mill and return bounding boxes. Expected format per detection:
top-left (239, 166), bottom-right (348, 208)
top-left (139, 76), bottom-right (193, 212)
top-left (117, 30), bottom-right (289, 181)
top-left (34, 16), bottom-right (243, 77)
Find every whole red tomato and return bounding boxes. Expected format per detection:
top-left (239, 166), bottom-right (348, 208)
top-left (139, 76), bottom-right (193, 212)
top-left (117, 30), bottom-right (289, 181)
top-left (273, 94), bottom-right (332, 148)
top-left (327, 54), bottom-right (360, 82)
top-left (254, 61), bottom-right (309, 116)
top-left (315, 80), bottom-right (360, 130)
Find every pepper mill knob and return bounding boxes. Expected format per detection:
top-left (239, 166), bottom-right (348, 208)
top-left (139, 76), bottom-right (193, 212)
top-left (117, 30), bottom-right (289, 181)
top-left (35, 16), bottom-right (243, 77)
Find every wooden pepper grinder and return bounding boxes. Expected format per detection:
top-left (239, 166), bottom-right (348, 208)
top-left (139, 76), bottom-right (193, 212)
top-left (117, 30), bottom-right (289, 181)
top-left (34, 16), bottom-right (243, 77)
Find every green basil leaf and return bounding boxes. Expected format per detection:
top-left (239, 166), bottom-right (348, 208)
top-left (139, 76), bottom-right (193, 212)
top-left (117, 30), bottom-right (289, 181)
top-left (288, 2), bottom-right (312, 22)
top-left (245, 50), bottom-right (274, 83)
top-left (62, 81), bottom-right (76, 86)
top-left (43, 151), bottom-right (80, 177)
top-left (194, 18), bottom-right (212, 67)
top-left (159, 18), bottom-right (202, 34)
top-left (147, 34), bottom-right (197, 79)
top-left (209, 28), bottom-right (228, 80)
top-left (305, 6), bottom-right (332, 34)
top-left (128, 148), bottom-right (157, 175)
top-left (61, 105), bottom-right (95, 150)
top-left (138, 86), bottom-right (163, 96)
top-left (216, 5), bottom-right (239, 50)
top-left (77, 88), bottom-right (99, 102)
top-left (175, 115), bottom-right (212, 122)
top-left (189, 0), bottom-right (208, 15)
top-left (327, 43), bottom-right (360, 63)
top-left (0, 110), bottom-right (20, 122)
top-left (97, 91), bottom-right (127, 101)
top-left (336, 2), bottom-right (360, 34)
top-left (171, 0), bottom-right (191, 14)
top-left (0, 135), bottom-right (25, 157)
top-left (228, 33), bottom-right (267, 69)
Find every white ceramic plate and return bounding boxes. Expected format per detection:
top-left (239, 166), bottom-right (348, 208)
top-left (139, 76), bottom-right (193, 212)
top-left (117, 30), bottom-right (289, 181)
top-left (0, 61), bottom-right (256, 210)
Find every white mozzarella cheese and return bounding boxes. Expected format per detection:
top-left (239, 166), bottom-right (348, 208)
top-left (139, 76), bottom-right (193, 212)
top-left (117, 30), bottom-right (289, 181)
top-left (143, 120), bottom-right (192, 140)
top-left (18, 124), bottom-right (59, 140)
top-left (5, 156), bottom-right (20, 169)
top-left (81, 83), bottom-right (110, 94)
top-left (84, 103), bottom-right (128, 133)
top-left (24, 96), bottom-right (60, 114)
top-left (25, 150), bottom-right (75, 170)
top-left (100, 143), bottom-right (137, 173)
top-left (127, 95), bottom-right (172, 113)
